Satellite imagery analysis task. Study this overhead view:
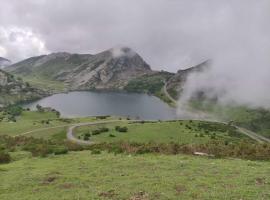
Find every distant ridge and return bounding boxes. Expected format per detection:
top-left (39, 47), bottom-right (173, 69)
top-left (0, 57), bottom-right (11, 69)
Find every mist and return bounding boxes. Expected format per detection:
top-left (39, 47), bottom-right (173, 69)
top-left (175, 0), bottom-right (270, 112)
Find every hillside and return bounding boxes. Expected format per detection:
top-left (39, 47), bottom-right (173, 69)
top-left (0, 57), bottom-right (11, 69)
top-left (166, 60), bottom-right (210, 100)
top-left (0, 69), bottom-right (48, 105)
top-left (6, 48), bottom-right (212, 106)
top-left (7, 47), bottom-right (152, 90)
top-left (0, 110), bottom-right (269, 200)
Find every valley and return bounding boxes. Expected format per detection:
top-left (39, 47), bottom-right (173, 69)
top-left (0, 108), bottom-right (269, 199)
top-left (1, 48), bottom-right (270, 200)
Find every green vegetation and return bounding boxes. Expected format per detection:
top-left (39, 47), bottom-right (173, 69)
top-left (0, 110), bottom-right (65, 136)
top-left (125, 72), bottom-right (175, 106)
top-left (22, 76), bottom-right (66, 92)
top-left (75, 120), bottom-right (249, 144)
top-left (125, 72), bottom-right (171, 94)
top-left (0, 151), bottom-right (269, 200)
top-left (190, 100), bottom-right (270, 139)
top-left (0, 110), bottom-right (269, 199)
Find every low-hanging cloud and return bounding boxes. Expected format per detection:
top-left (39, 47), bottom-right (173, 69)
top-left (0, 0), bottom-right (269, 109)
top-left (177, 0), bottom-right (270, 110)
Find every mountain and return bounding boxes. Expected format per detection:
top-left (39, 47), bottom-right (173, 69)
top-left (166, 60), bottom-right (210, 99)
top-left (6, 47), bottom-right (209, 105)
top-left (6, 53), bottom-right (92, 79)
top-left (7, 47), bottom-right (152, 90)
top-left (0, 69), bottom-right (47, 106)
top-left (0, 57), bottom-right (11, 69)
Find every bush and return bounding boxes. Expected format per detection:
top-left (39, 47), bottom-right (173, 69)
top-left (84, 135), bottom-right (90, 141)
top-left (99, 127), bottom-right (109, 132)
top-left (53, 146), bottom-right (68, 155)
top-left (115, 126), bottom-right (128, 132)
top-left (91, 149), bottom-right (101, 154)
top-left (96, 116), bottom-right (110, 120)
top-left (92, 127), bottom-right (109, 135)
top-left (0, 151), bottom-right (11, 164)
top-left (109, 134), bottom-right (116, 137)
top-left (92, 130), bottom-right (101, 135)
top-left (84, 132), bottom-right (91, 137)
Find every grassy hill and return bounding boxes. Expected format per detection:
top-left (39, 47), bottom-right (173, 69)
top-left (190, 100), bottom-right (270, 139)
top-left (0, 110), bottom-right (269, 199)
top-left (75, 120), bottom-right (249, 144)
top-left (0, 70), bottom-right (48, 105)
top-left (124, 71), bottom-right (174, 104)
top-left (0, 151), bottom-right (269, 200)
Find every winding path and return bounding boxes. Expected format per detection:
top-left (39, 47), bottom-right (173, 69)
top-left (66, 120), bottom-right (270, 145)
top-left (162, 81), bottom-right (177, 105)
top-left (16, 118), bottom-right (270, 144)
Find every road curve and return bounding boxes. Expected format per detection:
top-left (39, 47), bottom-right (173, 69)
top-left (66, 119), bottom-right (270, 146)
top-left (67, 120), bottom-right (127, 145)
top-left (163, 81), bottom-right (177, 105)
top-left (162, 81), bottom-right (270, 143)
top-left (15, 118), bottom-right (270, 144)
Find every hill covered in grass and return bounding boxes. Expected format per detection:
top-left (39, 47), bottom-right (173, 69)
top-left (0, 69), bottom-right (48, 106)
top-left (1, 151), bottom-right (269, 200)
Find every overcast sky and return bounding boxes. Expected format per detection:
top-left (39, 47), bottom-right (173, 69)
top-left (0, 0), bottom-right (268, 72)
top-left (0, 0), bottom-right (270, 108)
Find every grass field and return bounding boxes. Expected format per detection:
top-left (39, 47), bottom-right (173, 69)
top-left (0, 111), bottom-right (269, 199)
top-left (0, 111), bottom-right (114, 138)
top-left (75, 120), bottom-right (249, 144)
top-left (0, 151), bottom-right (269, 200)
top-left (23, 76), bottom-right (67, 92)
top-left (190, 100), bottom-right (270, 139)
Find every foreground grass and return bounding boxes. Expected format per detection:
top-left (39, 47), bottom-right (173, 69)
top-left (0, 151), bottom-right (269, 200)
top-left (75, 121), bottom-right (249, 144)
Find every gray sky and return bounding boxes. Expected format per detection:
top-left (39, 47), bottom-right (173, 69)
top-left (0, 0), bottom-right (268, 71)
top-left (0, 0), bottom-right (270, 108)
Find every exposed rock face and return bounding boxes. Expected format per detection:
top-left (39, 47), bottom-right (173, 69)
top-left (0, 57), bottom-right (11, 69)
top-left (0, 69), bottom-right (47, 105)
top-left (7, 47), bottom-right (152, 90)
top-left (166, 60), bottom-right (210, 99)
top-left (62, 47), bottom-right (151, 90)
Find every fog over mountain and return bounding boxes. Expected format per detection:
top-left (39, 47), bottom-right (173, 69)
top-left (0, 0), bottom-right (269, 109)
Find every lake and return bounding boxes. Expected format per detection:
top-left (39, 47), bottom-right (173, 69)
top-left (23, 91), bottom-right (177, 120)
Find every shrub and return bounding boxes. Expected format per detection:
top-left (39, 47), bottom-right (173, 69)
top-left (115, 126), bottom-right (128, 132)
top-left (92, 130), bottom-right (101, 135)
top-left (53, 146), bottom-right (68, 155)
top-left (0, 151), bottom-right (11, 164)
top-left (96, 116), bottom-right (110, 120)
top-left (91, 149), bottom-right (101, 154)
top-left (92, 127), bottom-right (109, 135)
top-left (109, 134), bottom-right (116, 137)
top-left (84, 135), bottom-right (90, 141)
top-left (84, 132), bottom-right (91, 137)
top-left (99, 127), bottom-right (109, 132)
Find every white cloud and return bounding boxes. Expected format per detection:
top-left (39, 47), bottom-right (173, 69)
top-left (0, 26), bottom-right (49, 61)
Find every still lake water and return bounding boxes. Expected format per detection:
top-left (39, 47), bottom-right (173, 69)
top-left (24, 91), bottom-right (177, 120)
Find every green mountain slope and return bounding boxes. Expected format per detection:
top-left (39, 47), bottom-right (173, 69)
top-left (0, 69), bottom-right (47, 105)
top-left (6, 47), bottom-right (152, 90)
